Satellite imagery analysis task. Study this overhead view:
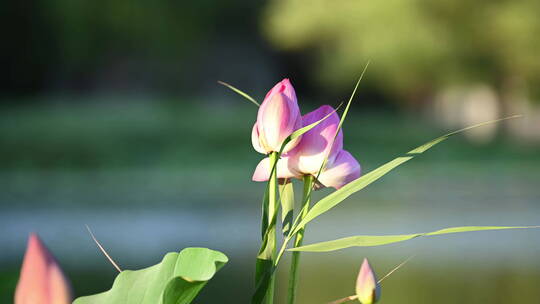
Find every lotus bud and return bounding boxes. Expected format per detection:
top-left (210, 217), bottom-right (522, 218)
top-left (317, 149), bottom-right (361, 189)
top-left (252, 155), bottom-right (301, 181)
top-left (289, 105), bottom-right (343, 175)
top-left (252, 79), bottom-right (302, 154)
top-left (15, 233), bottom-right (72, 304)
top-left (252, 104), bottom-right (361, 189)
top-left (355, 258), bottom-right (380, 304)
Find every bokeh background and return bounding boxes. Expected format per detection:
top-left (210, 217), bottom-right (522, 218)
top-left (1, 0), bottom-right (540, 303)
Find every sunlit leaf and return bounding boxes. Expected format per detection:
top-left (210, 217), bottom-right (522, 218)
top-left (74, 247), bottom-right (228, 304)
top-left (289, 226), bottom-right (538, 252)
top-left (280, 181), bottom-right (295, 236)
top-left (290, 116), bottom-right (521, 236)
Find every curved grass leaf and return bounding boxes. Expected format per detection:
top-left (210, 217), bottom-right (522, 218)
top-left (316, 62), bottom-right (369, 181)
top-left (74, 247), bottom-right (228, 304)
top-left (289, 226), bottom-right (538, 252)
top-left (290, 116), bottom-right (521, 236)
top-left (218, 81), bottom-right (260, 107)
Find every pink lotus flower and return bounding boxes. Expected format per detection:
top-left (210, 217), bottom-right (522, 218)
top-left (15, 233), bottom-right (72, 304)
top-left (252, 79), bottom-right (303, 154)
top-left (355, 258), bottom-right (380, 304)
top-left (253, 105), bottom-right (360, 189)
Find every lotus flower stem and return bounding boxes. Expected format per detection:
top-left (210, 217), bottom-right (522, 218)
top-left (286, 175), bottom-right (314, 304)
top-left (265, 151), bottom-right (279, 304)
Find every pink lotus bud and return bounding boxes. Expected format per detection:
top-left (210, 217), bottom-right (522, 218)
top-left (317, 149), bottom-right (361, 189)
top-left (289, 105), bottom-right (343, 175)
top-left (15, 233), bottom-right (72, 304)
top-left (252, 155), bottom-right (301, 181)
top-left (355, 258), bottom-right (380, 304)
top-left (252, 105), bottom-right (360, 189)
top-left (252, 79), bottom-right (302, 154)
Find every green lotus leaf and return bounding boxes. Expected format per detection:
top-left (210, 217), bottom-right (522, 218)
top-left (74, 247), bottom-right (228, 304)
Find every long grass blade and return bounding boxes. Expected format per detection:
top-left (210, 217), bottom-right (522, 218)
top-left (289, 225), bottom-right (538, 252)
top-left (290, 115), bottom-right (522, 236)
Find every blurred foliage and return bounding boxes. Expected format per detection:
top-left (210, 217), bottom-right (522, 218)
top-left (1, 101), bottom-right (539, 302)
top-left (2, 100), bottom-right (538, 171)
top-left (42, 0), bottom-right (232, 63)
top-left (3, 0), bottom-right (539, 105)
top-left (1, 99), bottom-right (538, 209)
top-left (263, 0), bottom-right (540, 102)
top-left (0, 0), bottom-right (263, 96)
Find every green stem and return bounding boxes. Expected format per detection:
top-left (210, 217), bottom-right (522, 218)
top-left (286, 175), bottom-right (313, 304)
top-left (265, 152), bottom-right (279, 304)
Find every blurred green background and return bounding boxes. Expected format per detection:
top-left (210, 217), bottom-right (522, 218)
top-left (1, 1), bottom-right (539, 303)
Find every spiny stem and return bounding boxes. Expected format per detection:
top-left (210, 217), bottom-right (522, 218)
top-left (286, 175), bottom-right (314, 304)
